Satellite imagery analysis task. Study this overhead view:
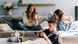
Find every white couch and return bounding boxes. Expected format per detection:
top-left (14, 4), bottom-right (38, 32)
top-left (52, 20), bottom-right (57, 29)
top-left (58, 31), bottom-right (78, 44)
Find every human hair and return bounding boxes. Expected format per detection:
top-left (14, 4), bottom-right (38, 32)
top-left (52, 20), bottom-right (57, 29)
top-left (48, 19), bottom-right (56, 24)
top-left (53, 9), bottom-right (64, 19)
top-left (26, 4), bottom-right (37, 20)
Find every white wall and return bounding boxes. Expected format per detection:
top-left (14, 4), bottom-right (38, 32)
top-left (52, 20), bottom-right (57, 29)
top-left (51, 0), bottom-right (77, 20)
top-left (22, 0), bottom-right (77, 20)
top-left (0, 0), bottom-right (78, 20)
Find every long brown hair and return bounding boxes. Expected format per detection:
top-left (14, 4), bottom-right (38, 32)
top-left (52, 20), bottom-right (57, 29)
top-left (26, 4), bottom-right (37, 20)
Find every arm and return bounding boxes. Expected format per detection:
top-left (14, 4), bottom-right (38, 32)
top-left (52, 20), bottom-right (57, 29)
top-left (41, 32), bottom-right (52, 44)
top-left (58, 21), bottom-right (68, 31)
top-left (34, 14), bottom-right (38, 26)
top-left (22, 12), bottom-right (29, 24)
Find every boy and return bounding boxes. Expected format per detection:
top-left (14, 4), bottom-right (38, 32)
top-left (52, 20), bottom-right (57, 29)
top-left (43, 20), bottom-right (58, 44)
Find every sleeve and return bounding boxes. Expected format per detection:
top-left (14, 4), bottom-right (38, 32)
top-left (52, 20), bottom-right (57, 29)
top-left (22, 12), bottom-right (29, 24)
top-left (43, 29), bottom-right (50, 36)
top-left (58, 21), bottom-right (68, 31)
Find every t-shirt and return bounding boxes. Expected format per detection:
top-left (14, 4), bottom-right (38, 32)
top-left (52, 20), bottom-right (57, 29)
top-left (43, 27), bottom-right (57, 36)
top-left (43, 29), bottom-right (58, 44)
top-left (43, 29), bottom-right (51, 36)
top-left (57, 19), bottom-right (69, 31)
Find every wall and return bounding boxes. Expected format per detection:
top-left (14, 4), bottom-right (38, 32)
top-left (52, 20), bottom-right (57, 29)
top-left (0, 0), bottom-right (78, 20)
